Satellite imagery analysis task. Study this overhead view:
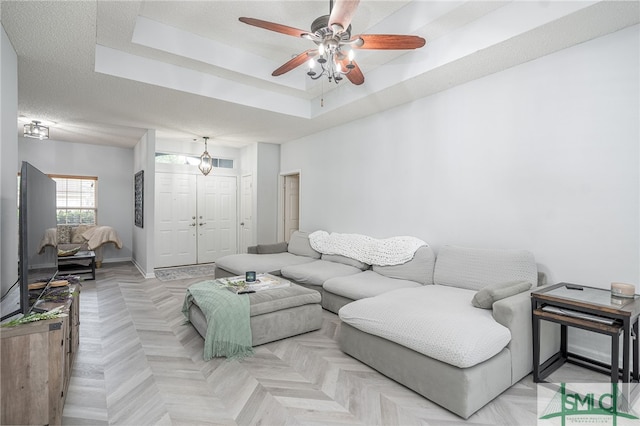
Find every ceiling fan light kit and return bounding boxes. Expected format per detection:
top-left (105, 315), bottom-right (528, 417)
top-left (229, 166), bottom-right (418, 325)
top-left (239, 0), bottom-right (426, 86)
top-left (307, 48), bottom-right (353, 83)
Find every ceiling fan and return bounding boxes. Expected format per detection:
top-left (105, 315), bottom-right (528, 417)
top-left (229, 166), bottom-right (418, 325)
top-left (239, 0), bottom-right (426, 85)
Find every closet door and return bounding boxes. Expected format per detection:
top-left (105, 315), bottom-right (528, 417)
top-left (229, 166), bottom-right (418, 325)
top-left (155, 173), bottom-right (197, 268)
top-left (196, 175), bottom-right (237, 263)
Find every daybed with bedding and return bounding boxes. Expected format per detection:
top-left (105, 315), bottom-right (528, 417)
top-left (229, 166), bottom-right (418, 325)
top-left (40, 224), bottom-right (123, 267)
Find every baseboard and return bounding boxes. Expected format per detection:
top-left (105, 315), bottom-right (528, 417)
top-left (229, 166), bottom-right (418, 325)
top-left (101, 257), bottom-right (131, 264)
top-left (130, 258), bottom-right (155, 279)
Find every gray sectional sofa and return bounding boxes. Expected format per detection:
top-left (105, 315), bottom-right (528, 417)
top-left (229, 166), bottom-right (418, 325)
top-left (215, 231), bottom-right (435, 313)
top-left (214, 230), bottom-right (540, 418)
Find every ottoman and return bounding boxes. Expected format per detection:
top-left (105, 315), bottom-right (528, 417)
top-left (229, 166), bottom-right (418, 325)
top-left (188, 283), bottom-right (323, 346)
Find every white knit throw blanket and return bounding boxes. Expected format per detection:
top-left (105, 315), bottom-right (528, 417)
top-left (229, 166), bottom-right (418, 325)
top-left (309, 231), bottom-right (427, 266)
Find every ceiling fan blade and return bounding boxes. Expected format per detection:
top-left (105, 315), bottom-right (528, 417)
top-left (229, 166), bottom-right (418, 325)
top-left (328, 0), bottom-right (360, 33)
top-left (272, 49), bottom-right (318, 76)
top-left (352, 34), bottom-right (426, 50)
top-left (339, 58), bottom-right (364, 85)
top-left (239, 17), bottom-right (310, 38)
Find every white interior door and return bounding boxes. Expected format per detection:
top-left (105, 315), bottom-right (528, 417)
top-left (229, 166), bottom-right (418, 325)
top-left (196, 175), bottom-right (237, 263)
top-left (240, 174), bottom-right (253, 253)
top-left (283, 174), bottom-right (300, 242)
top-left (155, 173), bottom-right (197, 268)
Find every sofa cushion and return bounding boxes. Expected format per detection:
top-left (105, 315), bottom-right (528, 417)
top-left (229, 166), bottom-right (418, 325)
top-left (434, 245), bottom-right (537, 291)
top-left (372, 245), bottom-right (435, 285)
top-left (472, 280), bottom-right (533, 309)
top-left (248, 284), bottom-right (321, 316)
top-left (339, 285), bottom-right (511, 368)
top-left (321, 253), bottom-right (369, 271)
top-left (215, 252), bottom-right (315, 276)
top-left (287, 231), bottom-right (321, 259)
top-left (257, 242), bottom-right (288, 254)
top-left (323, 270), bottom-right (422, 301)
top-left (281, 259), bottom-right (363, 287)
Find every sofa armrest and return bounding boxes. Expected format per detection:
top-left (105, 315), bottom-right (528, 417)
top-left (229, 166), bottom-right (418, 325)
top-left (256, 242), bottom-right (288, 254)
top-left (246, 243), bottom-right (288, 254)
top-left (492, 290), bottom-right (533, 384)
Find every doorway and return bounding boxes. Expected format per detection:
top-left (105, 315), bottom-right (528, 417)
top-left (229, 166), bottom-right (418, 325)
top-left (283, 173), bottom-right (300, 242)
top-left (155, 172), bottom-right (237, 268)
top-left (239, 174), bottom-right (253, 252)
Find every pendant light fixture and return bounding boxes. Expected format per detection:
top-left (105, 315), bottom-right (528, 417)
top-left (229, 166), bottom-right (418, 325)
top-left (198, 137), bottom-right (213, 176)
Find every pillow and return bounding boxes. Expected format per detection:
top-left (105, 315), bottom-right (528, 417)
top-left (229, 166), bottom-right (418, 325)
top-left (71, 224), bottom-right (92, 244)
top-left (57, 225), bottom-right (72, 244)
top-left (257, 242), bottom-right (288, 254)
top-left (322, 253), bottom-right (369, 270)
top-left (287, 231), bottom-right (321, 259)
top-left (472, 280), bottom-right (532, 309)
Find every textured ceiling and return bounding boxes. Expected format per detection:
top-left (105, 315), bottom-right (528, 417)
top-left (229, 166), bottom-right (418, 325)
top-left (2, 1), bottom-right (638, 149)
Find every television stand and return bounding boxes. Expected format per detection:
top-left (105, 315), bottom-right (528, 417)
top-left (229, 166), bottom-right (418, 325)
top-left (1, 284), bottom-right (80, 425)
top-left (58, 250), bottom-right (95, 280)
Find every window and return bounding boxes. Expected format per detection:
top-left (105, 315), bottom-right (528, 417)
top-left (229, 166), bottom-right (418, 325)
top-left (50, 175), bottom-right (98, 225)
top-left (155, 152), bottom-right (234, 169)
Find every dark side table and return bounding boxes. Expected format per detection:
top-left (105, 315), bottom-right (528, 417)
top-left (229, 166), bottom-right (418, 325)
top-left (58, 250), bottom-right (96, 280)
top-left (532, 282), bottom-right (640, 385)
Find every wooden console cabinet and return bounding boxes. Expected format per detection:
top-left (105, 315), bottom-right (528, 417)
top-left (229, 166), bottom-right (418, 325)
top-left (0, 285), bottom-right (80, 425)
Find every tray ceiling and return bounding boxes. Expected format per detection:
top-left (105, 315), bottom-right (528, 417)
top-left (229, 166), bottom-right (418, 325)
top-left (2, 1), bottom-right (638, 148)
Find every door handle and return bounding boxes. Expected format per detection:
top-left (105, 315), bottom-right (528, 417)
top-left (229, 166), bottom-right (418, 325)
top-left (189, 223), bottom-right (196, 227)
top-left (199, 222), bottom-right (206, 226)
top-left (240, 222), bottom-right (244, 226)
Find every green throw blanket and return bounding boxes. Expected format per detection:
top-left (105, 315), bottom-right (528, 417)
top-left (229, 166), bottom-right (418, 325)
top-left (182, 280), bottom-right (254, 360)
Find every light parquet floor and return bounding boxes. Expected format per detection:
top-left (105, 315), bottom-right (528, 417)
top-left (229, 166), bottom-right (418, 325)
top-left (61, 262), bottom-right (608, 426)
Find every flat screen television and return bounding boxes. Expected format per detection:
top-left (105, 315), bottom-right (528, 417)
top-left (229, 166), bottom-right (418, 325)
top-left (2, 162), bottom-right (58, 320)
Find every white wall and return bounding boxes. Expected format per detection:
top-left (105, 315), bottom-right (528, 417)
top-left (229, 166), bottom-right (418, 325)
top-left (0, 25), bottom-right (19, 299)
top-left (240, 142), bottom-right (281, 245)
top-left (281, 25), bottom-right (639, 289)
top-left (132, 130), bottom-right (155, 278)
top-left (18, 138), bottom-right (134, 264)
top-left (256, 143), bottom-right (280, 244)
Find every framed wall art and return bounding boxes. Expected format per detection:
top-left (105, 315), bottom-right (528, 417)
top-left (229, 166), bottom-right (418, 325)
top-left (134, 170), bottom-right (144, 228)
